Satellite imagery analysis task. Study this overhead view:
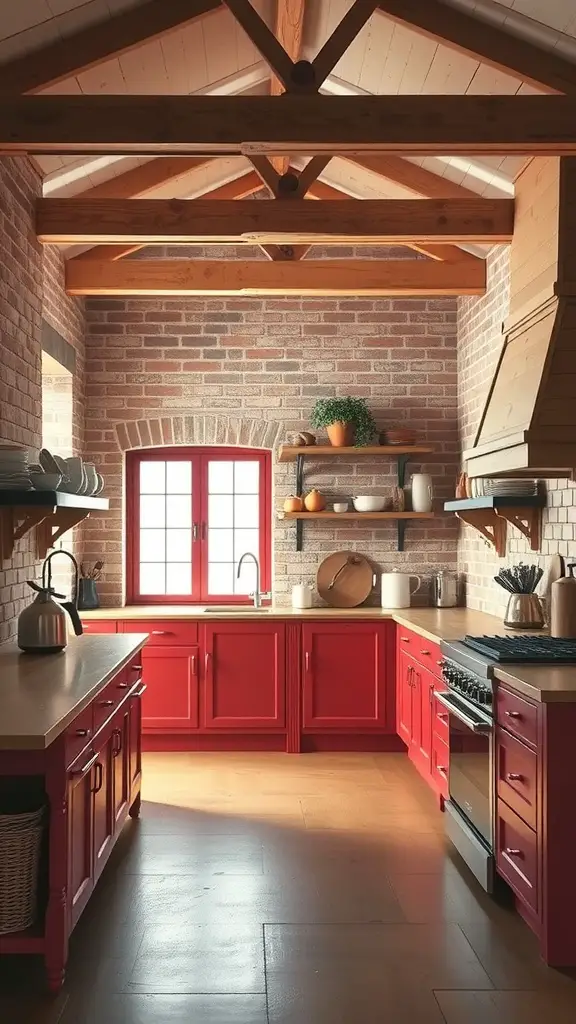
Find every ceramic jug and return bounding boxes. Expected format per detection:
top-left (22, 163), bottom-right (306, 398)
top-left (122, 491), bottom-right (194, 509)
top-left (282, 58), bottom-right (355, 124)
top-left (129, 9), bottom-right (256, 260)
top-left (411, 473), bottom-right (433, 512)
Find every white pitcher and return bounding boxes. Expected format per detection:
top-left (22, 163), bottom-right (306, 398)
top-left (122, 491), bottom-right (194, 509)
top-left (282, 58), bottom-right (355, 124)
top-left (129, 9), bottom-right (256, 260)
top-left (381, 571), bottom-right (421, 609)
top-left (411, 473), bottom-right (433, 512)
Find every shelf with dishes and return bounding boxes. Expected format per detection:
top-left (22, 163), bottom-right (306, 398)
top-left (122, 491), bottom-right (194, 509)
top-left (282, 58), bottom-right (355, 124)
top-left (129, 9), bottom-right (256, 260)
top-left (0, 491), bottom-right (109, 563)
top-left (444, 494), bottom-right (546, 558)
top-left (277, 443), bottom-right (437, 551)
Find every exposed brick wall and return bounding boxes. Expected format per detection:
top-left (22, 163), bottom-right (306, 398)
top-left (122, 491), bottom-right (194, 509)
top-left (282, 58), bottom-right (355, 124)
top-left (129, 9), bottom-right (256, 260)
top-left (83, 287), bottom-right (460, 606)
top-left (457, 246), bottom-right (576, 617)
top-left (43, 245), bottom-right (85, 456)
top-left (0, 158), bottom-right (86, 641)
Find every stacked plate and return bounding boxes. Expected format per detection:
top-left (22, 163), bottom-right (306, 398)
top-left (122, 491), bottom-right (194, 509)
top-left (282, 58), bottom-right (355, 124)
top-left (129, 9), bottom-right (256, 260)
top-left (0, 445), bottom-right (32, 490)
top-left (483, 478), bottom-right (537, 498)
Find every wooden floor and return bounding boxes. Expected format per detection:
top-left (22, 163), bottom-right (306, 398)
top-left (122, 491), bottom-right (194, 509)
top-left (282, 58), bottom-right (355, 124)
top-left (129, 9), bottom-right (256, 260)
top-left (2, 752), bottom-right (576, 1022)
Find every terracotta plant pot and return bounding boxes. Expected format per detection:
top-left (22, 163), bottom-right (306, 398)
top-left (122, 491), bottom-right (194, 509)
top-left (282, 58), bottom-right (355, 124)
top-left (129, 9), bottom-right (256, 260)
top-left (327, 421), bottom-right (354, 447)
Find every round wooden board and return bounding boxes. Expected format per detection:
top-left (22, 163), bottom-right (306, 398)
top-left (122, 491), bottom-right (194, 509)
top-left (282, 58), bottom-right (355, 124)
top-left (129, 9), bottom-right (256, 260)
top-left (317, 551), bottom-right (373, 608)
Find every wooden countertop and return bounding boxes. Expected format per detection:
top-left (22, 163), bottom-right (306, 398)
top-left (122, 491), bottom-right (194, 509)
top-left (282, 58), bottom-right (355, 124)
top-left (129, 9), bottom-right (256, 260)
top-left (494, 664), bottom-right (576, 703)
top-left (0, 634), bottom-right (148, 751)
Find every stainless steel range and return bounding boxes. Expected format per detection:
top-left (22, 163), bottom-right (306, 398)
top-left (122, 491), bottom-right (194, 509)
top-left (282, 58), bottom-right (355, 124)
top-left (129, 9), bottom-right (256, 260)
top-left (436, 634), bottom-right (576, 893)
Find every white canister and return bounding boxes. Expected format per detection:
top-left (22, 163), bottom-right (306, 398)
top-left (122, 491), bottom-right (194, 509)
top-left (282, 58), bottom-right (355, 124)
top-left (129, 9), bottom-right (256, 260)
top-left (411, 473), bottom-right (433, 512)
top-left (292, 584), bottom-right (312, 609)
top-left (381, 570), bottom-right (421, 609)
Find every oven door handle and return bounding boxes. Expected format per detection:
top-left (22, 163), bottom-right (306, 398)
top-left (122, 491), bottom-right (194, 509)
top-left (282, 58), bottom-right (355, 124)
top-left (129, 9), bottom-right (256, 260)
top-left (433, 690), bottom-right (493, 733)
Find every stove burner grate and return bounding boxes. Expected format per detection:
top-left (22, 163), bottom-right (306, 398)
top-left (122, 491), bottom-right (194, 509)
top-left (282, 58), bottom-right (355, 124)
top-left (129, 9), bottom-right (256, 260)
top-left (462, 635), bottom-right (576, 663)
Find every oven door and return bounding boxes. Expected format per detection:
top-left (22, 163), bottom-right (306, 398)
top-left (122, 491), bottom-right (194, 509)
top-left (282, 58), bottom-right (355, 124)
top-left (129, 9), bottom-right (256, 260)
top-left (434, 690), bottom-right (493, 845)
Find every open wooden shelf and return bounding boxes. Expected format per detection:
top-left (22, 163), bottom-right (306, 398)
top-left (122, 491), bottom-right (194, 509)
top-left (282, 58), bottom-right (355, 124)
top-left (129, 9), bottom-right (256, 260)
top-left (444, 495), bottom-right (545, 557)
top-left (278, 444), bottom-right (435, 462)
top-left (278, 511), bottom-right (436, 521)
top-left (0, 491), bottom-right (109, 563)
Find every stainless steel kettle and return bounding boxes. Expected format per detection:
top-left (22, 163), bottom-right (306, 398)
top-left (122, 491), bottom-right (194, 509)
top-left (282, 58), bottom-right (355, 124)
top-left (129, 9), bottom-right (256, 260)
top-left (432, 570), bottom-right (459, 608)
top-left (17, 550), bottom-right (83, 653)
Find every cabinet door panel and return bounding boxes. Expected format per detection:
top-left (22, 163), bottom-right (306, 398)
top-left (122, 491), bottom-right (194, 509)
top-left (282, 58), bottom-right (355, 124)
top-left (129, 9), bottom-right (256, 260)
top-left (112, 709), bottom-right (130, 828)
top-left (302, 623), bottom-right (389, 730)
top-left (67, 752), bottom-right (96, 929)
top-left (203, 623), bottom-right (285, 729)
top-left (396, 649), bottom-right (413, 744)
top-left (128, 685), bottom-right (145, 794)
top-left (141, 646), bottom-right (199, 730)
top-left (418, 666), bottom-right (435, 769)
top-left (93, 729), bottom-right (114, 882)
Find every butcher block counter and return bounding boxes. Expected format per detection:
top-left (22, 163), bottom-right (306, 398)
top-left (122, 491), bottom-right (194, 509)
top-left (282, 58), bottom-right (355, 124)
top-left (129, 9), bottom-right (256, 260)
top-left (0, 633), bottom-right (148, 750)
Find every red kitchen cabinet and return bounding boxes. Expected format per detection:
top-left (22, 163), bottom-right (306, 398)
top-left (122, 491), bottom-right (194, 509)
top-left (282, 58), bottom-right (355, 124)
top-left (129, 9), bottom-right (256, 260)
top-left (415, 665), bottom-right (435, 773)
top-left (81, 620), bottom-right (117, 633)
top-left (67, 749), bottom-right (96, 929)
top-left (112, 709), bottom-right (130, 828)
top-left (127, 682), bottom-right (145, 801)
top-left (302, 623), bottom-right (390, 730)
top-left (141, 646), bottom-right (199, 731)
top-left (92, 725), bottom-right (115, 882)
top-left (396, 648), bottom-right (414, 744)
top-left (203, 622), bottom-right (285, 729)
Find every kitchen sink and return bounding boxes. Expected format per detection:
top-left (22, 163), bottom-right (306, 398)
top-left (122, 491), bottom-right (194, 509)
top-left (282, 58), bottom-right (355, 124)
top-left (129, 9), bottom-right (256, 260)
top-left (202, 606), bottom-right (272, 613)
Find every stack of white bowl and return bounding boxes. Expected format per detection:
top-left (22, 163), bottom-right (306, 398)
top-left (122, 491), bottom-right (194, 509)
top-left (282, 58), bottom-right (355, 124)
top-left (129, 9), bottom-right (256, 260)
top-left (0, 445), bottom-right (31, 490)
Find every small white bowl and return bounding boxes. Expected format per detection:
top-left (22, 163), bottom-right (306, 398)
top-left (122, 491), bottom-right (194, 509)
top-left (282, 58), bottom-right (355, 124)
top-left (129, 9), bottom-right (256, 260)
top-left (333, 502), bottom-right (349, 513)
top-left (30, 472), bottom-right (62, 491)
top-left (352, 495), bottom-right (387, 512)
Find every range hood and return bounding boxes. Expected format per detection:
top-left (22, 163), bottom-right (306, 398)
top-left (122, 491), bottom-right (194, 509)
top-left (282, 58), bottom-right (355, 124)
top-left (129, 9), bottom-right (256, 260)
top-left (464, 157), bottom-right (576, 479)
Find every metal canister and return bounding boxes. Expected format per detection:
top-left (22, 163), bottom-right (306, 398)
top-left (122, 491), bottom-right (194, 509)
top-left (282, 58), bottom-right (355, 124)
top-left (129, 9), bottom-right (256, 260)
top-left (432, 570), bottom-right (459, 607)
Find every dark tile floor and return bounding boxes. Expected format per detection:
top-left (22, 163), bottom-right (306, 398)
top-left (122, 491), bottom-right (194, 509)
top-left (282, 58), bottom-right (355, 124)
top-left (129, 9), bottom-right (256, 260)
top-left (2, 752), bottom-right (576, 1022)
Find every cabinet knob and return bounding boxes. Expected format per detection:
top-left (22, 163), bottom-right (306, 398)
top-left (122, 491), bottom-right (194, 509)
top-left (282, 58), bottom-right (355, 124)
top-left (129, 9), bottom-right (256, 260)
top-left (505, 848), bottom-right (522, 857)
top-left (436, 660), bottom-right (443, 667)
top-left (75, 728), bottom-right (90, 737)
top-left (506, 772), bottom-right (523, 782)
top-left (505, 710), bottom-right (521, 718)
top-left (400, 637), bottom-right (410, 643)
top-left (420, 650), bottom-right (431, 656)
top-left (99, 699), bottom-right (115, 707)
top-left (117, 682), bottom-right (129, 689)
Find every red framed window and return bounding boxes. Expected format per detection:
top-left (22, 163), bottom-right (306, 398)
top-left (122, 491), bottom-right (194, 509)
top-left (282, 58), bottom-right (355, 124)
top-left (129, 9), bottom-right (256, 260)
top-left (126, 447), bottom-right (271, 604)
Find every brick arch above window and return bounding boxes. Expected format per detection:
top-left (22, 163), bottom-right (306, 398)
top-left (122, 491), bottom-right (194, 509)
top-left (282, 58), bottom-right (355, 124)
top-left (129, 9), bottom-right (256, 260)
top-left (114, 414), bottom-right (284, 453)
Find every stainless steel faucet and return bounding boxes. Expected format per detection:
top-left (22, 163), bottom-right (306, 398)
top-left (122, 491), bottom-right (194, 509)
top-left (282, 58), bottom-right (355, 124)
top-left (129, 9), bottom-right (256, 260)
top-left (237, 551), bottom-right (271, 609)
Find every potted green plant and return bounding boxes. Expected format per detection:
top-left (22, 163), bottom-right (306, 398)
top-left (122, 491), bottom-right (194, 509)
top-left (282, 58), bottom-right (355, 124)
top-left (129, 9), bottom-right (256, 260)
top-left (311, 397), bottom-right (377, 448)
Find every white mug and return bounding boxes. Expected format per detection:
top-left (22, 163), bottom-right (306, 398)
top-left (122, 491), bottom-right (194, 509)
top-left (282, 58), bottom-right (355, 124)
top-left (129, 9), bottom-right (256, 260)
top-left (411, 474), bottom-right (433, 512)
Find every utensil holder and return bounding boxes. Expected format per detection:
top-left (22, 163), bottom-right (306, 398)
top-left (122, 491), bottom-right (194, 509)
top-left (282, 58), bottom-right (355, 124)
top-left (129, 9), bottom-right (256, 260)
top-left (78, 579), bottom-right (100, 611)
top-left (504, 593), bottom-right (544, 629)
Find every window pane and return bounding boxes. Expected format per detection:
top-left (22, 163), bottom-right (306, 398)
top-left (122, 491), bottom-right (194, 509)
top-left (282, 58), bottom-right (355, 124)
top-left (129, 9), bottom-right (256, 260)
top-left (209, 461), bottom-right (233, 494)
top-left (140, 461), bottom-right (165, 494)
top-left (166, 461), bottom-right (192, 494)
top-left (209, 528), bottom-right (234, 563)
top-left (234, 461), bottom-right (259, 494)
top-left (208, 563), bottom-right (234, 595)
top-left (140, 563), bottom-right (166, 594)
top-left (166, 494), bottom-right (191, 528)
top-left (208, 494), bottom-right (233, 528)
top-left (235, 559), bottom-right (257, 595)
top-left (234, 494), bottom-right (259, 528)
top-left (140, 529), bottom-right (166, 562)
top-left (140, 495), bottom-right (165, 528)
top-left (166, 563), bottom-right (192, 595)
top-left (234, 529), bottom-right (259, 562)
top-left (166, 529), bottom-right (191, 562)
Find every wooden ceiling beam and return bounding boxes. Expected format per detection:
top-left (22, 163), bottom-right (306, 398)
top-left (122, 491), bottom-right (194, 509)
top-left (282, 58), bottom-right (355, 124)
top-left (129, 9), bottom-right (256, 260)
top-left (5, 95), bottom-right (576, 156)
top-left (71, 169), bottom-right (263, 263)
top-left (0, 0), bottom-right (222, 95)
top-left (343, 155), bottom-right (479, 199)
top-left (224, 0), bottom-right (294, 90)
top-left (37, 197), bottom-right (514, 245)
top-left (65, 257), bottom-right (486, 296)
top-left (270, 0), bottom-right (307, 174)
top-left (376, 0), bottom-right (576, 96)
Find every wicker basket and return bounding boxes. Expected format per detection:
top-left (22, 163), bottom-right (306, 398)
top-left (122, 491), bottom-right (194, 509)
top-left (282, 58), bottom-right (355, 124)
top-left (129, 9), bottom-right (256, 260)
top-left (0, 806), bottom-right (44, 935)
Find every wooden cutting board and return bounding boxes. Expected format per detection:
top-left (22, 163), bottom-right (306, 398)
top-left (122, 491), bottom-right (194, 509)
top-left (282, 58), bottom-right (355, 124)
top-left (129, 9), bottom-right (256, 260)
top-left (317, 551), bottom-right (374, 608)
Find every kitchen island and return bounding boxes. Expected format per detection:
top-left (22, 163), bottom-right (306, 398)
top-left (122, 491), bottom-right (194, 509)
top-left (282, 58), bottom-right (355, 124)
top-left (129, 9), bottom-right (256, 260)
top-left (0, 634), bottom-right (147, 991)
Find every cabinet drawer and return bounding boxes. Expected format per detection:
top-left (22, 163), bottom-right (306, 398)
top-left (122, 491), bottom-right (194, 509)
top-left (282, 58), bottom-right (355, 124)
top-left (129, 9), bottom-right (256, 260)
top-left (496, 727), bottom-right (538, 831)
top-left (496, 686), bottom-right (538, 748)
top-left (496, 798), bottom-right (539, 915)
top-left (65, 705), bottom-right (94, 767)
top-left (397, 628), bottom-right (442, 678)
top-left (81, 620), bottom-right (117, 633)
top-left (431, 732), bottom-right (449, 799)
top-left (93, 675), bottom-right (126, 733)
top-left (119, 619), bottom-right (198, 645)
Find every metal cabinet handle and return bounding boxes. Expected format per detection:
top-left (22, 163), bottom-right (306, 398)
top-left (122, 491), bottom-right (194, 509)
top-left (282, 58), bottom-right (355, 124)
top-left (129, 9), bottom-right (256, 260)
top-left (92, 762), bottom-right (104, 794)
top-left (132, 684), bottom-right (147, 698)
top-left (421, 650), bottom-right (431, 656)
top-left (505, 710), bottom-right (521, 718)
top-left (505, 848), bottom-right (522, 857)
top-left (205, 651), bottom-right (211, 673)
top-left (436, 660), bottom-right (443, 667)
top-left (437, 766), bottom-right (448, 776)
top-left (400, 637), bottom-right (410, 643)
top-left (131, 664), bottom-right (143, 670)
top-left (191, 654), bottom-right (197, 675)
top-left (193, 522), bottom-right (199, 541)
top-left (99, 699), bottom-right (115, 707)
top-left (305, 651), bottom-right (310, 672)
top-left (437, 712), bottom-right (448, 722)
top-left (70, 752), bottom-right (98, 777)
top-left (117, 682), bottom-right (129, 689)
top-left (112, 728), bottom-right (123, 757)
top-left (75, 728), bottom-right (90, 737)
top-left (151, 630), bottom-right (171, 636)
top-left (429, 682), bottom-right (434, 704)
top-left (506, 772), bottom-right (523, 781)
